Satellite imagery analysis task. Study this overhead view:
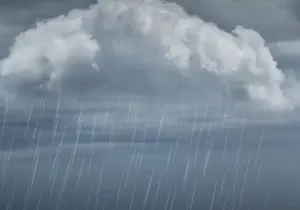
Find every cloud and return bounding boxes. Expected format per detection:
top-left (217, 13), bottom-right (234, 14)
top-left (0, 9), bottom-right (100, 90)
top-left (269, 40), bottom-right (300, 57)
top-left (0, 0), bottom-right (300, 111)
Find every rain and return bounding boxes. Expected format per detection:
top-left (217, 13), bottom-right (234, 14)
top-left (0, 94), bottom-right (299, 210)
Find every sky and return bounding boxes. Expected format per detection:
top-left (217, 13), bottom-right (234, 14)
top-left (0, 0), bottom-right (300, 148)
top-left (0, 0), bottom-right (299, 103)
top-left (0, 0), bottom-right (299, 149)
top-left (1, 1), bottom-right (300, 210)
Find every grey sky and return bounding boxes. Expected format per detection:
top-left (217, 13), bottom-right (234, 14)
top-left (1, 0), bottom-right (299, 40)
top-left (1, 0), bottom-right (299, 58)
top-left (167, 0), bottom-right (300, 42)
top-left (1, 0), bottom-right (299, 69)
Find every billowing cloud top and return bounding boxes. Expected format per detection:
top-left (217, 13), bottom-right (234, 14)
top-left (1, 0), bottom-right (300, 111)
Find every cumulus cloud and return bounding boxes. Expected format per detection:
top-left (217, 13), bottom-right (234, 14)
top-left (0, 0), bottom-right (300, 111)
top-left (0, 10), bottom-right (100, 93)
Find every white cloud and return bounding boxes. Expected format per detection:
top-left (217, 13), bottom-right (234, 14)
top-left (0, 0), bottom-right (299, 111)
top-left (0, 9), bottom-right (100, 89)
